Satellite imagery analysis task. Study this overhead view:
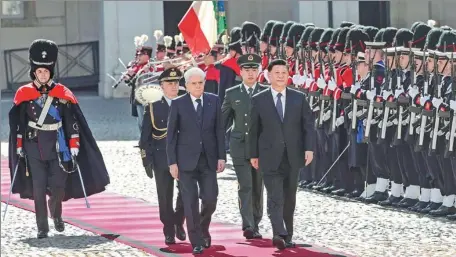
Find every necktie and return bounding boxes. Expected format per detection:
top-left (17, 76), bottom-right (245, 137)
top-left (248, 87), bottom-right (253, 98)
top-left (195, 98), bottom-right (203, 125)
top-left (276, 93), bottom-right (284, 122)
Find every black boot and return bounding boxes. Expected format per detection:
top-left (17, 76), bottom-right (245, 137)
top-left (429, 206), bottom-right (456, 217)
top-left (322, 185), bottom-right (337, 194)
top-left (37, 230), bottom-right (48, 239)
top-left (447, 213), bottom-right (456, 220)
top-left (364, 191), bottom-right (389, 204)
top-left (395, 198), bottom-right (419, 208)
top-left (420, 202), bottom-right (442, 214)
top-left (175, 224), bottom-right (186, 241)
top-left (408, 201), bottom-right (429, 212)
top-left (345, 189), bottom-right (362, 198)
top-left (378, 195), bottom-right (403, 206)
top-left (331, 188), bottom-right (347, 196)
top-left (53, 217), bottom-right (65, 232)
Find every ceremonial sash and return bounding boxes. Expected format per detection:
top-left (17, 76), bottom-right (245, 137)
top-left (34, 98), bottom-right (72, 162)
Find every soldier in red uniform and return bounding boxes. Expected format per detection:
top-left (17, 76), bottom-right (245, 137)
top-left (8, 39), bottom-right (110, 238)
top-left (258, 20), bottom-right (277, 83)
top-left (285, 23), bottom-right (305, 86)
top-left (264, 22), bottom-right (285, 84)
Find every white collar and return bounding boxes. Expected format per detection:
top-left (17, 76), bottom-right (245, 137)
top-left (190, 93), bottom-right (203, 102)
top-left (271, 87), bottom-right (286, 97)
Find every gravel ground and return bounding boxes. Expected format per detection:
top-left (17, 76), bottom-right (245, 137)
top-left (1, 95), bottom-right (455, 257)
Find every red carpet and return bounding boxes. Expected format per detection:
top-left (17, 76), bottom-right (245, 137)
top-left (1, 158), bottom-right (353, 257)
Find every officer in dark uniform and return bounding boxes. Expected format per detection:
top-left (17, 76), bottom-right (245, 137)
top-left (221, 53), bottom-right (267, 239)
top-left (139, 67), bottom-right (186, 244)
top-left (8, 39), bottom-right (110, 239)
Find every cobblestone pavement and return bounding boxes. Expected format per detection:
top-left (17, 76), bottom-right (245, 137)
top-left (2, 95), bottom-right (456, 257)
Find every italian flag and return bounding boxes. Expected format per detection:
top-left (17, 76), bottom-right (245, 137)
top-left (178, 1), bottom-right (218, 56)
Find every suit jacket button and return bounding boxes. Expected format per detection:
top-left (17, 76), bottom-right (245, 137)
top-left (200, 142), bottom-right (202, 144)
top-left (245, 132), bottom-right (248, 135)
top-left (245, 123), bottom-right (248, 125)
top-left (245, 114), bottom-right (247, 116)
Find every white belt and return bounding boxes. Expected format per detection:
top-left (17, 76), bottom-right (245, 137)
top-left (28, 121), bottom-right (62, 131)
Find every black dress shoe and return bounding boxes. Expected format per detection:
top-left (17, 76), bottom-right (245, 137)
top-left (378, 195), bottom-right (403, 206)
top-left (243, 227), bottom-right (255, 239)
top-left (175, 224), bottom-right (186, 241)
top-left (314, 183), bottom-right (331, 192)
top-left (420, 202), bottom-right (442, 214)
top-left (364, 191), bottom-right (388, 204)
top-left (299, 180), bottom-right (312, 188)
top-left (429, 206), bottom-right (455, 217)
top-left (192, 246), bottom-right (204, 254)
top-left (447, 213), bottom-right (456, 220)
top-left (322, 185), bottom-right (337, 194)
top-left (165, 236), bottom-right (176, 245)
top-left (331, 188), bottom-right (346, 196)
top-left (53, 217), bottom-right (65, 232)
top-left (285, 239), bottom-right (296, 248)
top-left (395, 198), bottom-right (419, 208)
top-left (305, 181), bottom-right (317, 189)
top-left (37, 231), bottom-right (48, 239)
top-left (345, 189), bottom-right (362, 198)
top-left (272, 236), bottom-right (286, 250)
top-left (408, 201), bottom-right (429, 212)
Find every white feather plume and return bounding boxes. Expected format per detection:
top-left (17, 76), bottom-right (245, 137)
top-left (134, 36), bottom-right (142, 48)
top-left (163, 36), bottom-right (173, 47)
top-left (221, 35), bottom-right (229, 44)
top-left (140, 34), bottom-right (149, 45)
top-left (154, 30), bottom-right (163, 41)
top-left (174, 35), bottom-right (181, 44)
top-left (427, 19), bottom-right (437, 27)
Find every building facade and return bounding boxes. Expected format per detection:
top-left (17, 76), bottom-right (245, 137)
top-left (1, 0), bottom-right (456, 98)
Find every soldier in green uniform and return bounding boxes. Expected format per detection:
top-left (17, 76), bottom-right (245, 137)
top-left (221, 53), bottom-right (268, 239)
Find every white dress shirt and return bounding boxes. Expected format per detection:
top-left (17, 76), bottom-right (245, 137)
top-left (244, 84), bottom-right (256, 94)
top-left (164, 96), bottom-right (172, 106)
top-left (271, 87), bottom-right (286, 117)
top-left (190, 94), bottom-right (203, 110)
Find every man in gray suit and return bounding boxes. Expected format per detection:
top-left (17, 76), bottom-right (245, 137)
top-left (249, 59), bottom-right (315, 250)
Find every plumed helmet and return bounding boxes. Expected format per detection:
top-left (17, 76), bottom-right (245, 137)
top-left (318, 28), bottom-right (334, 53)
top-left (440, 25), bottom-right (452, 31)
top-left (298, 26), bottom-right (315, 48)
top-left (228, 27), bottom-right (243, 54)
top-left (241, 21), bottom-right (261, 48)
top-left (436, 30), bottom-right (456, 53)
top-left (424, 28), bottom-right (444, 51)
top-left (304, 23), bottom-right (315, 28)
top-left (410, 21), bottom-right (424, 32)
top-left (340, 21), bottom-right (355, 28)
top-left (382, 27), bottom-right (398, 47)
top-left (308, 27), bottom-right (324, 51)
top-left (411, 23), bottom-right (432, 50)
top-left (393, 28), bottom-right (414, 48)
top-left (260, 20), bottom-right (277, 43)
top-left (269, 22), bottom-right (285, 47)
top-left (328, 28), bottom-right (342, 53)
top-left (345, 28), bottom-right (370, 54)
top-left (363, 26), bottom-right (379, 42)
top-left (29, 39), bottom-right (58, 80)
top-left (286, 23), bottom-right (306, 48)
top-left (373, 28), bottom-right (385, 43)
top-left (280, 21), bottom-right (295, 44)
top-left (335, 27), bottom-right (351, 53)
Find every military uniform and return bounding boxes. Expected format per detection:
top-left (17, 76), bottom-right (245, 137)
top-left (139, 67), bottom-right (186, 244)
top-left (222, 54), bottom-right (267, 239)
top-left (8, 39), bottom-right (110, 239)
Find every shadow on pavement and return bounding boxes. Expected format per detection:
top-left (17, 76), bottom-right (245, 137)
top-left (20, 234), bottom-right (116, 249)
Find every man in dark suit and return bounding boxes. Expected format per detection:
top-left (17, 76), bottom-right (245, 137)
top-left (249, 59), bottom-right (315, 250)
top-left (139, 67), bottom-right (186, 245)
top-left (167, 67), bottom-right (226, 254)
top-left (222, 53), bottom-right (267, 239)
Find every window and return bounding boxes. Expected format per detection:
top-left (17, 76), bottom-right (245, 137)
top-left (1, 1), bottom-right (24, 18)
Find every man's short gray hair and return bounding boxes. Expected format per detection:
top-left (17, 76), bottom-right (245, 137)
top-left (184, 67), bottom-right (205, 83)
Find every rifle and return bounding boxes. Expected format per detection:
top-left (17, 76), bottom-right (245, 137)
top-left (318, 50), bottom-right (330, 127)
top-left (395, 43), bottom-right (415, 142)
top-left (329, 50), bottom-right (338, 133)
top-left (364, 42), bottom-right (386, 141)
top-left (408, 49), bottom-right (425, 139)
top-left (445, 49), bottom-right (455, 157)
top-left (431, 43), bottom-right (446, 151)
top-left (417, 48), bottom-right (432, 149)
top-left (308, 47), bottom-right (319, 111)
top-left (293, 38), bottom-right (300, 89)
top-left (379, 48), bottom-right (394, 140)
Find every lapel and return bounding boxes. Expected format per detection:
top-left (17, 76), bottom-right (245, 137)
top-left (252, 83), bottom-right (262, 95)
top-left (283, 88), bottom-right (293, 123)
top-left (239, 84), bottom-right (251, 103)
top-left (202, 93), bottom-right (211, 128)
top-left (184, 94), bottom-right (198, 126)
top-left (160, 97), bottom-right (170, 114)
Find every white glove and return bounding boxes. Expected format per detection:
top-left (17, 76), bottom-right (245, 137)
top-left (313, 106), bottom-right (320, 112)
top-left (382, 90), bottom-right (393, 100)
top-left (420, 96), bottom-right (430, 106)
top-left (450, 100), bottom-right (456, 111)
top-left (366, 90), bottom-right (376, 101)
top-left (327, 79), bottom-right (337, 91)
top-left (356, 110), bottom-right (364, 117)
top-left (305, 77), bottom-right (313, 88)
top-left (298, 75), bottom-right (306, 85)
top-left (323, 110), bottom-right (331, 121)
top-left (350, 83), bottom-right (361, 94)
top-left (335, 116), bottom-right (344, 127)
top-left (348, 111), bottom-right (353, 119)
top-left (17, 147), bottom-right (24, 157)
top-left (71, 148), bottom-right (79, 156)
top-left (317, 77), bottom-right (326, 89)
top-left (394, 89), bottom-right (404, 98)
top-left (264, 70), bottom-right (270, 83)
top-left (437, 129), bottom-right (445, 136)
top-left (408, 87), bottom-right (419, 99)
top-left (292, 75), bottom-right (301, 85)
top-left (432, 98), bottom-right (443, 108)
